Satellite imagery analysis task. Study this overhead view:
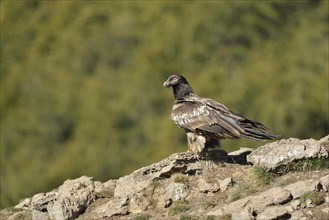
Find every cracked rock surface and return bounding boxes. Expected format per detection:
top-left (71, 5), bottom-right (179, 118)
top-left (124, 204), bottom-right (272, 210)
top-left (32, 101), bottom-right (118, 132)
top-left (1, 136), bottom-right (328, 220)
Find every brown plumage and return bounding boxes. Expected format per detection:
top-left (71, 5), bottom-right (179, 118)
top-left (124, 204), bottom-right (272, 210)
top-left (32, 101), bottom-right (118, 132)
top-left (163, 74), bottom-right (279, 153)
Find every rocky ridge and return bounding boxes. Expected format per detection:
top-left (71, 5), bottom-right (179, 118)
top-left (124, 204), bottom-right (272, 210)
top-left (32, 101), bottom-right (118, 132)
top-left (1, 136), bottom-right (329, 220)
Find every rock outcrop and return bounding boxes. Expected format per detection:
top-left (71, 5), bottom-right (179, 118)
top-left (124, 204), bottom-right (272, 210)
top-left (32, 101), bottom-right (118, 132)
top-left (1, 135), bottom-right (328, 220)
top-left (14, 176), bottom-right (95, 220)
top-left (247, 136), bottom-right (329, 171)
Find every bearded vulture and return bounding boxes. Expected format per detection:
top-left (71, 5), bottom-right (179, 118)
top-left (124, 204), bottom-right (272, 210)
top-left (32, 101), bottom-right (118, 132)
top-left (163, 74), bottom-right (279, 153)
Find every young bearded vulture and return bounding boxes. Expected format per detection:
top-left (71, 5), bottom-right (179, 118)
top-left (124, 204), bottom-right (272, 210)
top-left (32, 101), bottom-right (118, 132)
top-left (163, 74), bottom-right (279, 153)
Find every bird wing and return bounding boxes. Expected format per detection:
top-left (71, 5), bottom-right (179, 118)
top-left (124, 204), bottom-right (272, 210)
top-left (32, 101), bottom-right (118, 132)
top-left (202, 98), bottom-right (265, 128)
top-left (202, 97), bottom-right (279, 140)
top-left (171, 97), bottom-right (245, 138)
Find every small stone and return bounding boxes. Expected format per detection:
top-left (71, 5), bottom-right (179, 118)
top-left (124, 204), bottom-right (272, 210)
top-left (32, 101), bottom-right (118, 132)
top-left (220, 177), bottom-right (233, 191)
top-left (47, 176), bottom-right (95, 220)
top-left (208, 187), bottom-right (291, 216)
top-left (15, 198), bottom-right (31, 209)
top-left (290, 199), bottom-right (301, 210)
top-left (284, 179), bottom-right (320, 199)
top-left (319, 174), bottom-right (329, 192)
top-left (207, 207), bottom-right (225, 216)
top-left (284, 205), bottom-right (293, 213)
top-left (7, 211), bottom-right (31, 220)
top-left (91, 197), bottom-right (128, 218)
top-left (94, 180), bottom-right (115, 198)
top-left (250, 187), bottom-right (291, 212)
top-left (32, 210), bottom-right (50, 220)
top-left (129, 192), bottom-right (151, 214)
top-left (325, 196), bottom-right (329, 203)
top-left (165, 183), bottom-right (188, 201)
top-left (304, 198), bottom-right (315, 208)
top-left (31, 192), bottom-right (58, 211)
top-left (197, 179), bottom-right (220, 193)
top-left (306, 210), bottom-right (313, 216)
top-left (322, 207), bottom-right (329, 214)
top-left (231, 207), bottom-right (253, 220)
top-left (32, 210), bottom-right (49, 220)
top-left (103, 179), bottom-right (116, 189)
top-left (94, 181), bottom-right (104, 193)
top-left (228, 148), bottom-right (254, 156)
top-left (164, 199), bottom-right (172, 208)
top-left (48, 200), bottom-right (65, 220)
top-left (256, 206), bottom-right (288, 220)
top-left (290, 211), bottom-right (307, 220)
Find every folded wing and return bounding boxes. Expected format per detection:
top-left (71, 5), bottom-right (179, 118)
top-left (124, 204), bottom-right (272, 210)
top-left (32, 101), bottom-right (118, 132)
top-left (171, 96), bottom-right (279, 140)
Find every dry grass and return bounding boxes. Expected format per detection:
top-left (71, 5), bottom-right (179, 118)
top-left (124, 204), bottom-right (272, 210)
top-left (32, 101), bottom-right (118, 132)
top-left (95, 188), bottom-right (114, 198)
top-left (168, 200), bottom-right (190, 216)
top-left (132, 214), bottom-right (150, 220)
top-left (275, 158), bottom-right (329, 174)
top-left (300, 191), bottom-right (326, 206)
top-left (228, 183), bottom-right (256, 202)
top-left (173, 173), bottom-right (189, 184)
top-left (251, 166), bottom-right (276, 186)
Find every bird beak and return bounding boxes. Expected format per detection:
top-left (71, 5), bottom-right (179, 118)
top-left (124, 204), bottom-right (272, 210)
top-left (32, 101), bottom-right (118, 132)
top-left (163, 80), bottom-right (170, 88)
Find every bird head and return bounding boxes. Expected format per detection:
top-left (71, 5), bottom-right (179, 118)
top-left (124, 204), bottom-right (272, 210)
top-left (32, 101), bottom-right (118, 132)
top-left (163, 74), bottom-right (189, 88)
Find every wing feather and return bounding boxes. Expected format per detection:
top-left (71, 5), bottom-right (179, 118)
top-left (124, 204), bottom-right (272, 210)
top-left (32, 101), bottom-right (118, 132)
top-left (171, 98), bottom-right (244, 138)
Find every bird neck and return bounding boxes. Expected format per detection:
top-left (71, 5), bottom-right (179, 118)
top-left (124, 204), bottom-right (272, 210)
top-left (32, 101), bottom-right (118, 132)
top-left (173, 83), bottom-right (194, 100)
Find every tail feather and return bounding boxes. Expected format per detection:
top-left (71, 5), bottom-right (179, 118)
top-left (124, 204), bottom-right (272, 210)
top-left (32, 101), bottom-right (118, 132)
top-left (240, 118), bottom-right (268, 130)
top-left (242, 127), bottom-right (280, 141)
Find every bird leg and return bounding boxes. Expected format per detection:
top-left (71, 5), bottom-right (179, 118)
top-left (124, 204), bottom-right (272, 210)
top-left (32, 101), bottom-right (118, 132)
top-left (186, 132), bottom-right (206, 154)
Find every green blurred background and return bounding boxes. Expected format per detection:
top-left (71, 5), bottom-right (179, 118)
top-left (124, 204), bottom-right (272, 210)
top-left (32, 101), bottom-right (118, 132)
top-left (1, 0), bottom-right (328, 208)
